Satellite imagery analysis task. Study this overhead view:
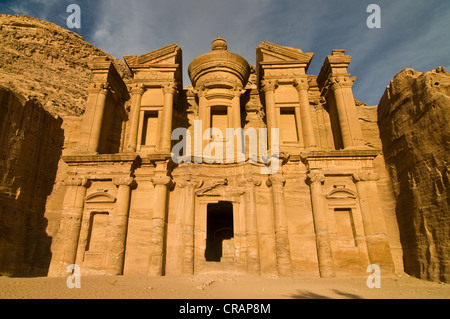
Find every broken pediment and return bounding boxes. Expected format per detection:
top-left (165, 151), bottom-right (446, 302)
top-left (124, 43), bottom-right (182, 69)
top-left (195, 179), bottom-right (228, 196)
top-left (195, 179), bottom-right (245, 197)
top-left (256, 41), bottom-right (314, 66)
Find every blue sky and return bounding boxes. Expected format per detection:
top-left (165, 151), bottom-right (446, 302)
top-left (1, 0), bottom-right (449, 105)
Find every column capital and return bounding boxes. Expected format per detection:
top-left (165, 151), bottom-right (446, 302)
top-left (130, 83), bottom-right (145, 96)
top-left (63, 177), bottom-right (91, 188)
top-left (194, 84), bottom-right (208, 98)
top-left (232, 84), bottom-right (246, 97)
top-left (266, 173), bottom-right (285, 187)
top-left (329, 75), bottom-right (355, 90)
top-left (261, 79), bottom-right (278, 93)
top-left (293, 77), bottom-right (309, 91)
top-left (151, 175), bottom-right (173, 187)
top-left (306, 171), bottom-right (325, 185)
top-left (352, 170), bottom-right (380, 183)
top-left (87, 82), bottom-right (111, 95)
top-left (162, 82), bottom-right (178, 95)
top-left (113, 176), bottom-right (136, 187)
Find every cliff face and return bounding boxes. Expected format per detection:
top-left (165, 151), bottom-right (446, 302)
top-left (0, 87), bottom-right (63, 276)
top-left (0, 14), bottom-right (130, 276)
top-left (378, 67), bottom-right (450, 283)
top-left (0, 14), bottom-right (129, 117)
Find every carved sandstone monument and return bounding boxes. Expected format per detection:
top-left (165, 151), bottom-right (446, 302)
top-left (0, 15), bottom-right (447, 282)
top-left (43, 37), bottom-right (402, 278)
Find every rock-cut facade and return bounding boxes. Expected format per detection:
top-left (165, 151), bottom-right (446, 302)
top-left (47, 38), bottom-right (403, 277)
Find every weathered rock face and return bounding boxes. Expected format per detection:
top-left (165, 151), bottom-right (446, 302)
top-left (0, 14), bottom-right (130, 117)
top-left (0, 86), bottom-right (63, 276)
top-left (378, 67), bottom-right (450, 283)
top-left (0, 14), bottom-right (130, 276)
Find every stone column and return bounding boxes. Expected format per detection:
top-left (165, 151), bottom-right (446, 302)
top-left (329, 76), bottom-right (365, 149)
top-left (178, 177), bottom-right (203, 275)
top-left (126, 84), bottom-right (145, 152)
top-left (353, 171), bottom-right (394, 273)
top-left (294, 77), bottom-right (317, 148)
top-left (148, 161), bottom-right (173, 276)
top-left (159, 82), bottom-right (177, 153)
top-left (106, 176), bottom-right (135, 275)
top-left (261, 80), bottom-right (278, 147)
top-left (306, 171), bottom-right (335, 278)
top-left (48, 178), bottom-right (90, 277)
top-left (239, 176), bottom-right (262, 275)
top-left (87, 85), bottom-right (109, 153)
top-left (232, 87), bottom-right (244, 159)
top-left (196, 86), bottom-right (208, 153)
top-left (266, 173), bottom-right (292, 276)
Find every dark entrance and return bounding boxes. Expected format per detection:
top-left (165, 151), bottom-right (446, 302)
top-left (205, 201), bottom-right (234, 262)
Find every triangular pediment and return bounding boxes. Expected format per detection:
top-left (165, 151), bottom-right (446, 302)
top-left (257, 41), bottom-right (313, 64)
top-left (124, 43), bottom-right (181, 68)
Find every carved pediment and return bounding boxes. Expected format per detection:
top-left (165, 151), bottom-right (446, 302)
top-left (124, 43), bottom-right (181, 68)
top-left (325, 186), bottom-right (357, 200)
top-left (85, 192), bottom-right (116, 204)
top-left (256, 41), bottom-right (314, 65)
top-left (195, 179), bottom-right (245, 197)
top-left (195, 179), bottom-right (228, 196)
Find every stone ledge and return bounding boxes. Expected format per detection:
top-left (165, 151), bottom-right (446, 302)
top-left (302, 149), bottom-right (380, 159)
top-left (62, 153), bottom-right (140, 164)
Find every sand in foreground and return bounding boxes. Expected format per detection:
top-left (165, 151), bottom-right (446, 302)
top-left (0, 273), bottom-right (449, 299)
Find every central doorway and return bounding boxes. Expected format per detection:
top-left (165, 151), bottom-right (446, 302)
top-left (205, 201), bottom-right (234, 262)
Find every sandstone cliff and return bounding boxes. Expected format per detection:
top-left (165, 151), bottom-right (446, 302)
top-left (0, 86), bottom-right (62, 276)
top-left (0, 14), bottom-right (130, 276)
top-left (378, 67), bottom-right (450, 283)
top-left (0, 14), bottom-right (130, 117)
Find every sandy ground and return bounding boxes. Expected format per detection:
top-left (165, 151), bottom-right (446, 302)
top-left (0, 273), bottom-right (449, 299)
